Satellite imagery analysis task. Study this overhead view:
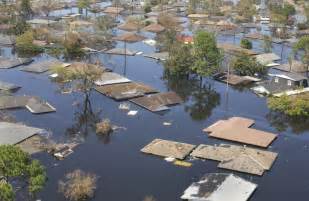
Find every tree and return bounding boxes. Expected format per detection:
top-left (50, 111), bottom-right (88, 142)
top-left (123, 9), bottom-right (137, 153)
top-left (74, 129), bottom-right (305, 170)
top-left (0, 145), bottom-right (46, 200)
top-left (236, 0), bottom-right (256, 22)
top-left (165, 43), bottom-right (194, 76)
top-left (240, 38), bottom-right (252, 49)
top-left (191, 31), bottom-right (222, 80)
top-left (15, 30), bottom-right (44, 55)
top-left (293, 36), bottom-right (309, 73)
top-left (52, 62), bottom-right (104, 95)
top-left (35, 0), bottom-right (60, 18)
top-left (77, 0), bottom-right (91, 16)
top-left (268, 94), bottom-right (309, 117)
top-left (19, 0), bottom-right (33, 19)
top-left (262, 35), bottom-right (272, 53)
top-left (59, 169), bottom-right (97, 201)
top-left (231, 53), bottom-right (267, 76)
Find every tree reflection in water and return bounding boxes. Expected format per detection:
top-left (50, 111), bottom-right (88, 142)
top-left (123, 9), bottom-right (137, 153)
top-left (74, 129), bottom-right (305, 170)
top-left (266, 111), bottom-right (309, 134)
top-left (164, 74), bottom-right (220, 121)
top-left (66, 92), bottom-right (115, 144)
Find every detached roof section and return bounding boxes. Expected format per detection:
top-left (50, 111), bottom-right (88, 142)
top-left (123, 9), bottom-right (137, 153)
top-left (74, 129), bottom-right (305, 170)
top-left (0, 57), bottom-right (33, 69)
top-left (204, 117), bottom-right (277, 148)
top-left (130, 92), bottom-right (183, 112)
top-left (141, 138), bottom-right (196, 160)
top-left (0, 122), bottom-right (45, 145)
top-left (95, 72), bottom-right (131, 86)
top-left (181, 173), bottom-right (257, 201)
top-left (95, 82), bottom-right (158, 100)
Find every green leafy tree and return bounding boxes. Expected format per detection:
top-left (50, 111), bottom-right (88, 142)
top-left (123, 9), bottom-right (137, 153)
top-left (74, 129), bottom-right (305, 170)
top-left (165, 43), bottom-right (194, 76)
top-left (232, 53), bottom-right (267, 76)
top-left (262, 35), bottom-right (272, 53)
top-left (293, 36), bottom-right (309, 73)
top-left (268, 94), bottom-right (309, 117)
top-left (236, 0), bottom-right (256, 22)
top-left (77, 0), bottom-right (91, 16)
top-left (240, 38), bottom-right (252, 49)
top-left (20, 0), bottom-right (33, 19)
top-left (191, 31), bottom-right (222, 79)
top-left (16, 30), bottom-right (44, 54)
top-left (0, 183), bottom-right (14, 201)
top-left (0, 145), bottom-right (46, 200)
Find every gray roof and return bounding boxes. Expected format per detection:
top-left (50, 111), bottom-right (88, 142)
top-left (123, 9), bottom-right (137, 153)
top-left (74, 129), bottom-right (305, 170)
top-left (269, 71), bottom-right (308, 81)
top-left (0, 122), bottom-right (44, 145)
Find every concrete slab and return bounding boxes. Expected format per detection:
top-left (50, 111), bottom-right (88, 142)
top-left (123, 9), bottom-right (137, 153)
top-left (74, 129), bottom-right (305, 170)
top-left (95, 82), bottom-right (158, 100)
top-left (95, 72), bottom-right (131, 86)
top-left (181, 173), bottom-right (257, 201)
top-left (0, 122), bottom-right (44, 145)
top-left (141, 139), bottom-right (196, 160)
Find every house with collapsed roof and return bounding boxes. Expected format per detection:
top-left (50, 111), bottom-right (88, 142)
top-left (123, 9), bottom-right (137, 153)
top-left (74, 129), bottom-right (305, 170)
top-left (252, 71), bottom-right (309, 95)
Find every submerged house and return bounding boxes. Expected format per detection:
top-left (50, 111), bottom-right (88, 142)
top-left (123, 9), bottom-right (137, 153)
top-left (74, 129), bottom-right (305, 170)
top-left (252, 71), bottom-right (309, 95)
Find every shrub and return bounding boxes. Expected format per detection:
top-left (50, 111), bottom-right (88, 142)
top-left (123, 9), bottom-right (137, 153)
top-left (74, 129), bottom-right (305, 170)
top-left (59, 169), bottom-right (97, 201)
top-left (144, 5), bottom-right (152, 13)
top-left (240, 38), bottom-right (252, 49)
top-left (96, 119), bottom-right (113, 135)
top-left (268, 94), bottom-right (309, 117)
top-left (15, 30), bottom-right (44, 54)
top-left (63, 32), bottom-right (85, 58)
top-left (232, 54), bottom-right (267, 76)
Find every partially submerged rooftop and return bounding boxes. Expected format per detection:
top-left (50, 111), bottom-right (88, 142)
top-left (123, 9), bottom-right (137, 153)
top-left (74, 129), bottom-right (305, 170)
top-left (191, 144), bottom-right (278, 175)
top-left (104, 48), bottom-right (139, 56)
top-left (204, 117), bottom-right (277, 148)
top-left (0, 57), bottom-right (33, 69)
top-left (95, 82), bottom-right (158, 101)
top-left (0, 95), bottom-right (56, 114)
top-left (141, 138), bottom-right (196, 160)
top-left (181, 173), bottom-right (257, 201)
top-left (95, 72), bottom-right (131, 86)
top-left (21, 59), bottom-right (70, 73)
top-left (0, 122), bottom-right (44, 145)
top-left (130, 92), bottom-right (183, 112)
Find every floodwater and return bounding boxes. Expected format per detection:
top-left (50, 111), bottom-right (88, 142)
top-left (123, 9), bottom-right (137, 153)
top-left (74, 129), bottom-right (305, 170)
top-left (1, 4), bottom-right (309, 201)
